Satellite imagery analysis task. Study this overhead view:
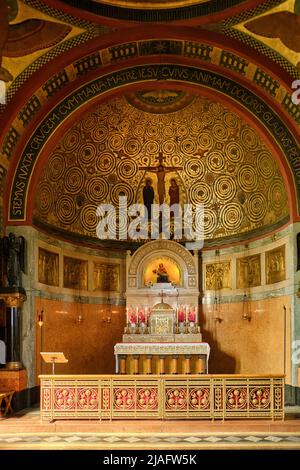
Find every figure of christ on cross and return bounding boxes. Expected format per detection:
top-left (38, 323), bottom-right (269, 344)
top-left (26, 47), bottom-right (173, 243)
top-left (140, 152), bottom-right (183, 205)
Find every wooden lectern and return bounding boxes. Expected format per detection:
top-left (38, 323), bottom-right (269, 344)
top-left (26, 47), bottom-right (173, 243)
top-left (40, 352), bottom-right (68, 374)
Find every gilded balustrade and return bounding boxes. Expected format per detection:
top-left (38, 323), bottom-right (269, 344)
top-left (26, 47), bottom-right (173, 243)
top-left (40, 374), bottom-right (284, 422)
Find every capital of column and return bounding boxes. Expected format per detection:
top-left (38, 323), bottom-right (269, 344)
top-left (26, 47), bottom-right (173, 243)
top-left (0, 289), bottom-right (27, 308)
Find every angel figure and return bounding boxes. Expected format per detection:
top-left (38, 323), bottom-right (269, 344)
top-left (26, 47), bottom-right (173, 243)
top-left (245, 3), bottom-right (300, 53)
top-left (0, 0), bottom-right (72, 82)
top-left (2, 232), bottom-right (25, 287)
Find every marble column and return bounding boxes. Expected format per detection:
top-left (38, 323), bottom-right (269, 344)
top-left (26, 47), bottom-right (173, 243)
top-left (133, 354), bottom-right (140, 374)
top-left (146, 355), bottom-right (152, 375)
top-left (159, 355), bottom-right (165, 375)
top-left (171, 355), bottom-right (179, 374)
top-left (184, 355), bottom-right (191, 375)
top-left (119, 355), bottom-right (127, 374)
top-left (195, 355), bottom-right (206, 374)
top-left (0, 291), bottom-right (26, 370)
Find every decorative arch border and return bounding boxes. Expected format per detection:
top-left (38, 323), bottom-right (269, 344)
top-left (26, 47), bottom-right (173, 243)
top-left (49, 0), bottom-right (263, 23)
top-left (5, 61), bottom-right (300, 226)
top-left (1, 25), bottom-right (299, 166)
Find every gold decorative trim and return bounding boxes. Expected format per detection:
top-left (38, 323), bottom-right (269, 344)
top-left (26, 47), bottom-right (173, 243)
top-left (93, 0), bottom-right (208, 10)
top-left (0, 293), bottom-right (27, 308)
top-left (5, 361), bottom-right (23, 371)
top-left (114, 343), bottom-right (210, 355)
top-left (39, 374), bottom-right (284, 421)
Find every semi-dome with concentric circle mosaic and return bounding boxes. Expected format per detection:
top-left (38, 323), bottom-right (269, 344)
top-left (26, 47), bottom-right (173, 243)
top-left (33, 91), bottom-right (289, 245)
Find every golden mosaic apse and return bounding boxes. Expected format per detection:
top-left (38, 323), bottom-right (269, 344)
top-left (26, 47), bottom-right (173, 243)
top-left (33, 94), bottom-right (289, 242)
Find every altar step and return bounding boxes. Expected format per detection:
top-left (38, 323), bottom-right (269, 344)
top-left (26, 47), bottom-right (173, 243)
top-left (0, 407), bottom-right (300, 449)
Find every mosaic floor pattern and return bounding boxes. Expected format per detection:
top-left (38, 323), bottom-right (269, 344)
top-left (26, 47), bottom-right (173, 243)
top-left (0, 407), bottom-right (299, 449)
top-left (0, 432), bottom-right (300, 449)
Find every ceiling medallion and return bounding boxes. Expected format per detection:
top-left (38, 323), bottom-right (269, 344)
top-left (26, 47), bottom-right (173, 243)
top-left (126, 90), bottom-right (195, 114)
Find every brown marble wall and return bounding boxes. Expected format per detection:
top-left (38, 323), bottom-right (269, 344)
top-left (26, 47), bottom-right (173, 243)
top-left (0, 369), bottom-right (27, 392)
top-left (35, 299), bottom-right (125, 383)
top-left (201, 296), bottom-right (291, 383)
top-left (34, 296), bottom-right (291, 384)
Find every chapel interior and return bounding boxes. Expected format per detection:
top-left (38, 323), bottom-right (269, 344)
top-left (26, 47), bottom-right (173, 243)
top-left (0, 0), bottom-right (300, 446)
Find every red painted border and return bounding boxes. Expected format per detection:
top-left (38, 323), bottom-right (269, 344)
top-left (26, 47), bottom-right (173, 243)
top-left (43, 0), bottom-right (267, 27)
top-left (5, 54), bottom-right (298, 218)
top-left (0, 25), bottom-right (297, 152)
top-left (3, 56), bottom-right (297, 232)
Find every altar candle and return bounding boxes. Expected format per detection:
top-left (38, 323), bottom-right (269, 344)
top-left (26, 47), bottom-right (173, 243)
top-left (126, 307), bottom-right (128, 324)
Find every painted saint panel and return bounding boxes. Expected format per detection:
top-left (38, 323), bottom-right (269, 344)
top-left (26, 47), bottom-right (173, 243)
top-left (38, 248), bottom-right (59, 286)
top-left (205, 262), bottom-right (231, 290)
top-left (93, 263), bottom-right (120, 292)
top-left (237, 254), bottom-right (261, 289)
top-left (63, 256), bottom-right (88, 290)
top-left (266, 245), bottom-right (285, 284)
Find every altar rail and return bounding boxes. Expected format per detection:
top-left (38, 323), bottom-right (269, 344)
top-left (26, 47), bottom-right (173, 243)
top-left (39, 374), bottom-right (284, 421)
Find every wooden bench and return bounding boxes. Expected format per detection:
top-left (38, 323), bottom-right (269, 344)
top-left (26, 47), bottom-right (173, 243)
top-left (0, 391), bottom-right (14, 417)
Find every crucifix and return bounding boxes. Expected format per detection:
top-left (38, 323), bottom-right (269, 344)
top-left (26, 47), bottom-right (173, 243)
top-left (139, 152), bottom-right (182, 204)
top-left (159, 290), bottom-right (166, 303)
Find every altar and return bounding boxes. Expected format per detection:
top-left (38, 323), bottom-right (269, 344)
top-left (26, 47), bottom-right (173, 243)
top-left (114, 342), bottom-right (210, 374)
top-left (116, 239), bottom-right (210, 375)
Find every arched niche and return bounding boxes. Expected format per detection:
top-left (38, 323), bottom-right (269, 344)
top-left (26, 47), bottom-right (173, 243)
top-left (126, 240), bottom-right (199, 308)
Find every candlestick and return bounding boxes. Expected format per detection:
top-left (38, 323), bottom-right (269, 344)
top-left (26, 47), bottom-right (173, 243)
top-left (145, 307), bottom-right (149, 326)
top-left (38, 309), bottom-right (44, 327)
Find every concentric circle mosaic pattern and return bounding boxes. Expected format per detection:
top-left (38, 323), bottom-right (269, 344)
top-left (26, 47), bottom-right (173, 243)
top-left (34, 95), bottom-right (288, 241)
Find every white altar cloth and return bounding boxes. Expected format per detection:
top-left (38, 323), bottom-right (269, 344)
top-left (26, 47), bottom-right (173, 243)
top-left (114, 342), bottom-right (210, 373)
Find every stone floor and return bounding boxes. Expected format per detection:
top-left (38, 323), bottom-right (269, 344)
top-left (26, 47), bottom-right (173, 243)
top-left (0, 406), bottom-right (299, 449)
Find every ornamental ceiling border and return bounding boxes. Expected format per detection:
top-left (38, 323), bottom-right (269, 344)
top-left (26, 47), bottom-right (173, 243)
top-left (1, 34), bottom-right (299, 170)
top-left (1, 1), bottom-right (297, 117)
top-left (55, 0), bottom-right (271, 22)
top-left (31, 214), bottom-right (290, 249)
top-left (0, 0), bottom-right (110, 117)
top-left (23, 0), bottom-right (96, 27)
top-left (221, 0), bottom-right (300, 80)
top-left (5, 63), bottom-right (300, 224)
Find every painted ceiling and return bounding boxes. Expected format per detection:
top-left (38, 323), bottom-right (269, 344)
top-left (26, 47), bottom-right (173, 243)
top-left (33, 93), bottom-right (289, 244)
top-left (58, 0), bottom-right (251, 20)
top-left (0, 0), bottom-right (299, 108)
top-left (0, 0), bottom-right (299, 247)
